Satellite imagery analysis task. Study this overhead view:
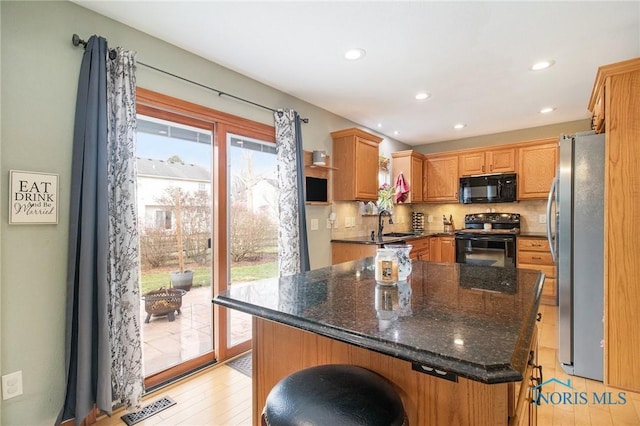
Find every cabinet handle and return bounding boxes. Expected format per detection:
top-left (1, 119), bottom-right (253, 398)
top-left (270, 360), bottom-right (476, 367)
top-left (527, 350), bottom-right (535, 366)
top-left (533, 365), bottom-right (543, 406)
top-left (490, 164), bottom-right (493, 171)
top-left (537, 312), bottom-right (542, 322)
top-left (482, 165), bottom-right (485, 172)
top-left (531, 256), bottom-right (542, 260)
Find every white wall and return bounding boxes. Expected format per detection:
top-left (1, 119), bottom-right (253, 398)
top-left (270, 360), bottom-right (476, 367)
top-left (0, 2), bottom-right (407, 424)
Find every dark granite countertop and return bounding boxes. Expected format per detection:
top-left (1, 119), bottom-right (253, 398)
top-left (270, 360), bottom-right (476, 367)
top-left (331, 231), bottom-right (456, 245)
top-left (213, 259), bottom-right (544, 384)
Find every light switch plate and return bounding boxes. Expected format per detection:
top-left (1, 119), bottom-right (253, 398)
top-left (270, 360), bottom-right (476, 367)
top-left (310, 218), bottom-right (319, 230)
top-left (2, 371), bottom-right (23, 400)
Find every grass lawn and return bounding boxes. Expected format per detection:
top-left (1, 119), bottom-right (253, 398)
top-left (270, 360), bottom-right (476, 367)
top-left (140, 261), bottom-right (278, 294)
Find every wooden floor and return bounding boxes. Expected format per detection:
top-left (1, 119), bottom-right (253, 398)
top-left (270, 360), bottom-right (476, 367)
top-left (94, 361), bottom-right (252, 426)
top-left (95, 305), bottom-right (640, 426)
top-left (535, 304), bottom-right (640, 425)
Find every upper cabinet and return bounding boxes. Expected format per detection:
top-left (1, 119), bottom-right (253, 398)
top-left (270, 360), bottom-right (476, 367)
top-left (331, 128), bottom-right (383, 201)
top-left (423, 154), bottom-right (459, 202)
top-left (391, 150), bottom-right (424, 203)
top-left (517, 139), bottom-right (558, 200)
top-left (459, 147), bottom-right (516, 176)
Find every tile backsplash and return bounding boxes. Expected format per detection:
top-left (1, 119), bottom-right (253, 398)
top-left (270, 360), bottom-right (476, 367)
top-left (331, 200), bottom-right (547, 238)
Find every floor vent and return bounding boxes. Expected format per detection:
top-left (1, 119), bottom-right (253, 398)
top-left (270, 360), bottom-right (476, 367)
top-left (120, 396), bottom-right (176, 426)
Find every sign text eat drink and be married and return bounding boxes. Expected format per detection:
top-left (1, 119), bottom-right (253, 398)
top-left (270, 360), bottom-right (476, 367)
top-left (9, 170), bottom-right (59, 225)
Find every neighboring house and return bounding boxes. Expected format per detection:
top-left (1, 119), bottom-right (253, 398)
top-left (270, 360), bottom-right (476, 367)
top-left (136, 157), bottom-right (211, 230)
top-left (231, 176), bottom-right (278, 221)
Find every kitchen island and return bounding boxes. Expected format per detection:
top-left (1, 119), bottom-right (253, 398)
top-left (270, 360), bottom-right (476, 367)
top-left (214, 259), bottom-right (544, 425)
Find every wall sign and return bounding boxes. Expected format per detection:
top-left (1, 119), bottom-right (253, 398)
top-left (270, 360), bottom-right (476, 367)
top-left (9, 170), bottom-right (59, 225)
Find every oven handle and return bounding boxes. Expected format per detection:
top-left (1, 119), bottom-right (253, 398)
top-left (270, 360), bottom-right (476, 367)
top-left (456, 235), bottom-right (515, 242)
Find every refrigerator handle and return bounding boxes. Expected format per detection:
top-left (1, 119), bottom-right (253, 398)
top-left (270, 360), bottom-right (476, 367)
top-left (546, 176), bottom-right (558, 262)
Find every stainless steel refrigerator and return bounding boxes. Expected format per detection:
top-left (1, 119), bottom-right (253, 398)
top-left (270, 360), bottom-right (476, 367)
top-left (546, 131), bottom-right (605, 381)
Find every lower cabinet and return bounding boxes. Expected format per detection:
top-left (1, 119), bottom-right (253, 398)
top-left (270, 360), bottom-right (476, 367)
top-left (510, 325), bottom-right (542, 426)
top-left (332, 236), bottom-right (456, 265)
top-left (429, 236), bottom-right (456, 263)
top-left (331, 242), bottom-right (376, 265)
top-left (517, 237), bottom-right (557, 305)
top-left (409, 237), bottom-right (430, 260)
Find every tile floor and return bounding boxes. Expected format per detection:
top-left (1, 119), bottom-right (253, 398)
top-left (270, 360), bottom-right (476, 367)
top-left (141, 286), bottom-right (251, 375)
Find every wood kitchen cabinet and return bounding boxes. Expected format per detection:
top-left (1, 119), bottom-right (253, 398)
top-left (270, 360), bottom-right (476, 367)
top-left (331, 128), bottom-right (382, 201)
top-left (588, 58), bottom-right (640, 392)
top-left (517, 237), bottom-right (556, 306)
top-left (391, 150), bottom-right (424, 203)
top-left (409, 236), bottom-right (430, 261)
top-left (517, 139), bottom-right (558, 200)
top-left (423, 154), bottom-right (459, 202)
top-left (429, 236), bottom-right (455, 263)
top-left (459, 147), bottom-right (516, 176)
top-left (510, 325), bottom-right (541, 426)
top-left (331, 242), bottom-right (376, 265)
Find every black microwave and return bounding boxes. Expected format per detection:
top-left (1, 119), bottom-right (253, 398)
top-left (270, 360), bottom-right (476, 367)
top-left (459, 173), bottom-right (517, 204)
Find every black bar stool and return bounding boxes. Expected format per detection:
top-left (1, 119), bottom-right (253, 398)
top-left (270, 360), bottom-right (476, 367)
top-left (261, 364), bottom-right (408, 426)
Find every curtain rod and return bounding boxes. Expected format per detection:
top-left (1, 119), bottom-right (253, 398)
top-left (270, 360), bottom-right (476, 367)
top-left (72, 34), bottom-right (309, 123)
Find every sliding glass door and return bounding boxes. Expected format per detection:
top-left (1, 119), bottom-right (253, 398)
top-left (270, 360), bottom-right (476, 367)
top-left (135, 110), bottom-right (215, 387)
top-left (136, 88), bottom-right (277, 368)
top-left (225, 134), bottom-right (279, 352)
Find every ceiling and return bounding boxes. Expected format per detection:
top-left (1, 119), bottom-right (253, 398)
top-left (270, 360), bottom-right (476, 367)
top-left (74, 1), bottom-right (639, 146)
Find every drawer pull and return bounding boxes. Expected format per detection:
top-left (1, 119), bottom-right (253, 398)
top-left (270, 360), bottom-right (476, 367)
top-left (531, 256), bottom-right (542, 260)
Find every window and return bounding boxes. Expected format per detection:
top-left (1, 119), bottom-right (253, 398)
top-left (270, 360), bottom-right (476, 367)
top-left (155, 210), bottom-right (172, 229)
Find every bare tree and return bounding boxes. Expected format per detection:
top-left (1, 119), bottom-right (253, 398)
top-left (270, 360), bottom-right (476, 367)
top-left (156, 186), bottom-right (212, 270)
top-left (230, 203), bottom-right (277, 262)
top-left (139, 226), bottom-right (173, 268)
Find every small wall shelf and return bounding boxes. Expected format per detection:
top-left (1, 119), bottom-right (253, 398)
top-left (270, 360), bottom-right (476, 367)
top-left (307, 163), bottom-right (338, 170)
top-left (304, 151), bottom-right (334, 204)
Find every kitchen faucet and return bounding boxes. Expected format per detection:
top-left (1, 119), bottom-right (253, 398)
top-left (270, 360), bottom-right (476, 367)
top-left (378, 209), bottom-right (394, 239)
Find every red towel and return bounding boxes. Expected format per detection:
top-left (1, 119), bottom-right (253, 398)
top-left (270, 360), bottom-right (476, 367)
top-left (394, 172), bottom-right (410, 203)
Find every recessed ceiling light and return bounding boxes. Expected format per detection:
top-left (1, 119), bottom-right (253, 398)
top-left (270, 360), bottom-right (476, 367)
top-left (393, 130), bottom-right (400, 136)
top-left (415, 92), bottom-right (431, 101)
top-left (377, 123), bottom-right (383, 128)
top-left (540, 107), bottom-right (556, 114)
top-left (530, 60), bottom-right (555, 71)
top-left (344, 48), bottom-right (366, 61)
top-left (453, 123), bottom-right (466, 129)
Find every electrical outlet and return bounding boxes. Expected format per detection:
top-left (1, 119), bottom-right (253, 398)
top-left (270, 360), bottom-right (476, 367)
top-left (2, 371), bottom-right (23, 400)
top-left (538, 214), bottom-right (547, 224)
top-left (427, 215), bottom-right (434, 223)
top-left (310, 218), bottom-right (319, 231)
top-left (326, 218), bottom-right (332, 229)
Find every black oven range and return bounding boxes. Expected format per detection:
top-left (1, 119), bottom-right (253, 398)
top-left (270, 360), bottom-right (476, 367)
top-left (455, 213), bottom-right (520, 268)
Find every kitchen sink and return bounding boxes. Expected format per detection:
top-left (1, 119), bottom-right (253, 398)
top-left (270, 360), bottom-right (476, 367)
top-left (383, 232), bottom-right (416, 237)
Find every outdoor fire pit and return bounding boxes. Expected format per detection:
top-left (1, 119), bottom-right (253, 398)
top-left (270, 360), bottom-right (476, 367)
top-left (141, 288), bottom-right (187, 323)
